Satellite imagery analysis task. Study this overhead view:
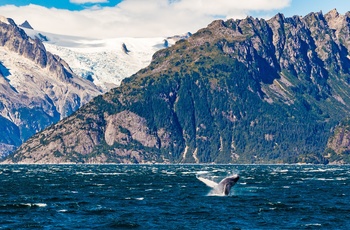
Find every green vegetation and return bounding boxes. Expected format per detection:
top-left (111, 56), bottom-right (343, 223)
top-left (8, 12), bottom-right (350, 164)
top-left (85, 39), bottom-right (339, 163)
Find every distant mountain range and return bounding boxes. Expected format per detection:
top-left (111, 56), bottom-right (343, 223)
top-left (0, 16), bottom-right (188, 158)
top-left (5, 9), bottom-right (350, 164)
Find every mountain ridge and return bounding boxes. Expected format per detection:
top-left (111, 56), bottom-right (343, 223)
top-left (0, 16), bottom-right (192, 158)
top-left (0, 16), bottom-right (101, 158)
top-left (5, 9), bottom-right (350, 164)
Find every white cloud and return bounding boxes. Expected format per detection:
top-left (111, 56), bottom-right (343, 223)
top-left (0, 0), bottom-right (291, 38)
top-left (70, 0), bottom-right (109, 4)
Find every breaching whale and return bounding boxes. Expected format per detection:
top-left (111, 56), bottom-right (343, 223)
top-left (197, 174), bottom-right (239, 196)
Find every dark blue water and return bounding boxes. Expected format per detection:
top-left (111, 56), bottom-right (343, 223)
top-left (0, 164), bottom-right (349, 229)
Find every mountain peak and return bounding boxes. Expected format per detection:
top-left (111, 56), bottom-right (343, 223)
top-left (327, 8), bottom-right (339, 18)
top-left (0, 15), bottom-right (16, 26)
top-left (324, 8), bottom-right (347, 32)
top-left (19, 20), bottom-right (34, 30)
top-left (0, 15), bottom-right (9, 25)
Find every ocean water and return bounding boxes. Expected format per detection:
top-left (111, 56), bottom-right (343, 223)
top-left (0, 164), bottom-right (349, 229)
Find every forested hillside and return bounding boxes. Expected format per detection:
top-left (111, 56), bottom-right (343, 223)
top-left (5, 10), bottom-right (350, 164)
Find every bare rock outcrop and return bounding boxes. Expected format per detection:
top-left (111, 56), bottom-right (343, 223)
top-left (105, 110), bottom-right (158, 147)
top-left (0, 16), bottom-right (101, 158)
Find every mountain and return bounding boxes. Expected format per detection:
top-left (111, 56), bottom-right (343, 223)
top-left (0, 17), bottom-right (189, 158)
top-left (0, 16), bottom-right (101, 158)
top-left (324, 118), bottom-right (350, 164)
top-left (22, 27), bottom-right (189, 91)
top-left (5, 9), bottom-right (350, 164)
top-left (19, 20), bottom-right (34, 30)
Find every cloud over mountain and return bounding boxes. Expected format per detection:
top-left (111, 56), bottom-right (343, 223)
top-left (0, 0), bottom-right (291, 38)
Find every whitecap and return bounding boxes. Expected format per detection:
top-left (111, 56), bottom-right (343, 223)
top-left (245, 177), bottom-right (255, 180)
top-left (300, 178), bottom-right (313, 181)
top-left (136, 197), bottom-right (144, 201)
top-left (145, 188), bottom-right (163, 192)
top-left (305, 223), bottom-right (322, 227)
top-left (196, 171), bottom-right (210, 175)
top-left (21, 203), bottom-right (32, 207)
top-left (101, 172), bottom-right (125, 175)
top-left (21, 203), bottom-right (47, 208)
top-left (161, 170), bottom-right (175, 175)
top-left (151, 167), bottom-right (158, 173)
top-left (35, 203), bottom-right (47, 207)
top-left (317, 178), bottom-right (334, 181)
top-left (303, 168), bottom-right (327, 173)
top-left (75, 172), bottom-right (96, 175)
top-left (181, 171), bottom-right (197, 175)
top-left (276, 169), bottom-right (289, 173)
top-left (212, 169), bottom-right (227, 173)
top-left (336, 177), bottom-right (347, 181)
top-left (93, 184), bottom-right (105, 186)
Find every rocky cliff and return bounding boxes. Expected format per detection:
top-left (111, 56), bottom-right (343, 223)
top-left (0, 16), bottom-right (101, 157)
top-left (5, 9), bottom-right (350, 164)
top-left (324, 118), bottom-right (350, 164)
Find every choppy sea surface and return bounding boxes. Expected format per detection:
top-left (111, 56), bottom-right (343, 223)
top-left (0, 164), bottom-right (349, 229)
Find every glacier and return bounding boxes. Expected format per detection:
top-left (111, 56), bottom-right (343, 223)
top-left (22, 27), bottom-right (184, 91)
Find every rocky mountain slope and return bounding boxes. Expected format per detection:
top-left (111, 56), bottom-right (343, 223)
top-left (0, 16), bottom-right (101, 157)
top-left (324, 118), bottom-right (350, 164)
top-left (5, 9), bottom-right (350, 164)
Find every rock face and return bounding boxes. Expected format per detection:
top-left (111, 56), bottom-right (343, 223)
top-left (5, 10), bottom-right (350, 164)
top-left (0, 17), bottom-right (101, 158)
top-left (19, 20), bottom-right (34, 30)
top-left (324, 118), bottom-right (350, 164)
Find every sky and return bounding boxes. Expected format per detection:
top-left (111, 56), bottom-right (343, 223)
top-left (0, 0), bottom-right (349, 38)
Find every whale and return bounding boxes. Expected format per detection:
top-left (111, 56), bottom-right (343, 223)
top-left (197, 174), bottom-right (239, 196)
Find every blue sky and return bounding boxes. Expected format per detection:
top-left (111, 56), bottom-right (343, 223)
top-left (0, 0), bottom-right (349, 38)
top-left (0, 0), bottom-right (123, 10)
top-left (1, 0), bottom-right (349, 15)
top-left (279, 0), bottom-right (350, 16)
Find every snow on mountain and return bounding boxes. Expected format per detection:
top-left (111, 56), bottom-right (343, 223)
top-left (21, 27), bottom-right (188, 91)
top-left (0, 18), bottom-right (102, 157)
top-left (0, 45), bottom-right (98, 118)
top-left (45, 37), bottom-right (168, 91)
top-left (0, 15), bottom-right (10, 25)
top-left (0, 17), bottom-right (190, 157)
